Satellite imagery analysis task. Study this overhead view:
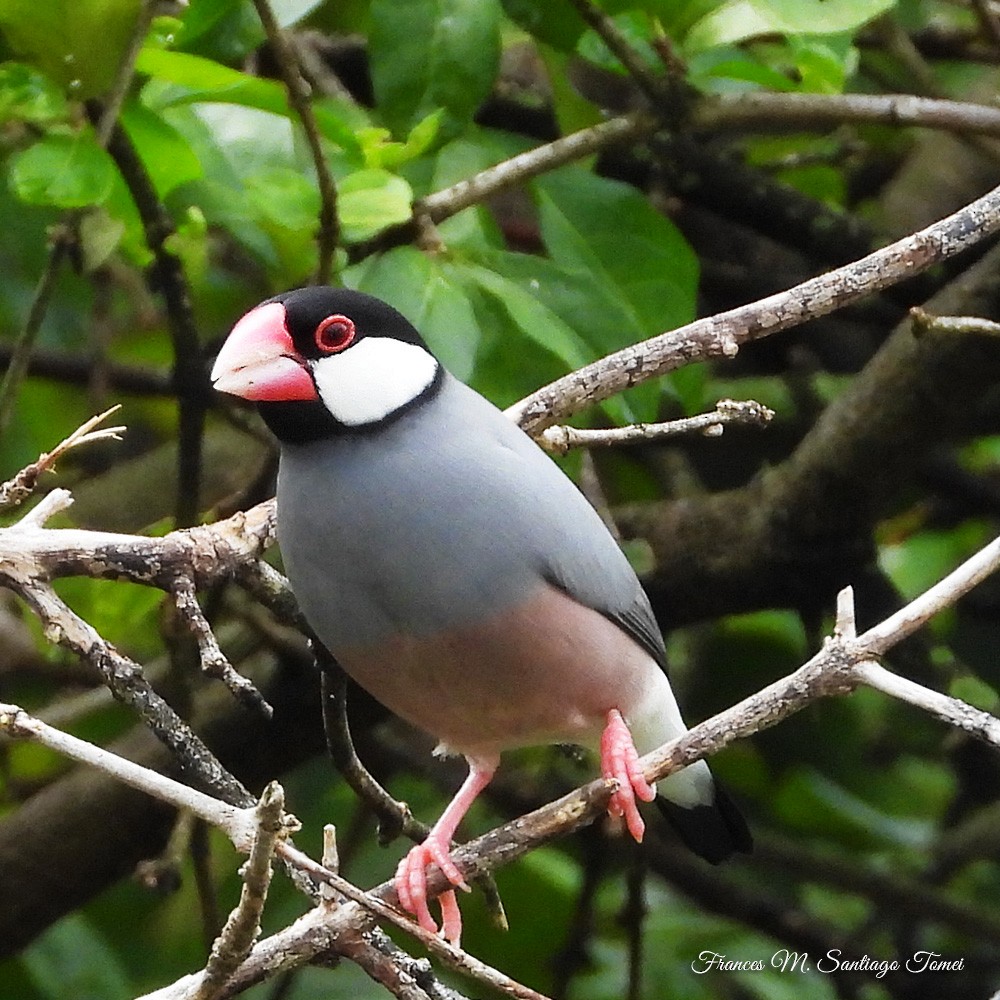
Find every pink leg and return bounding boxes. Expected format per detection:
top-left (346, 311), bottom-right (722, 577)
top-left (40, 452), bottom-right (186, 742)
top-left (394, 755), bottom-right (497, 945)
top-left (600, 709), bottom-right (656, 842)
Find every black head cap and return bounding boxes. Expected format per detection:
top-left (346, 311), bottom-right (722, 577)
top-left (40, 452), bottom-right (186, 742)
top-left (266, 287), bottom-right (428, 361)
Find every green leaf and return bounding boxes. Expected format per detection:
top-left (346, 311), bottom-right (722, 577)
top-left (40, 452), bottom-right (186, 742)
top-left (476, 248), bottom-right (656, 421)
top-left (460, 260), bottom-right (640, 423)
top-left (21, 914), bottom-right (132, 1000)
top-left (120, 98), bottom-right (202, 198)
top-left (348, 245), bottom-right (481, 380)
top-left (137, 47), bottom-right (289, 111)
top-left (338, 168), bottom-right (413, 242)
top-left (462, 262), bottom-right (593, 373)
top-left (0, 62), bottom-right (70, 124)
top-left (369, 0), bottom-right (502, 135)
top-left (689, 53), bottom-right (801, 93)
top-left (534, 169), bottom-right (699, 337)
top-left (10, 130), bottom-right (116, 208)
top-left (137, 47), bottom-right (361, 153)
top-left (501, 0), bottom-right (584, 51)
top-left (685, 0), bottom-right (894, 52)
top-left (245, 168), bottom-right (321, 231)
top-left (755, 0), bottom-right (896, 33)
top-left (78, 209), bottom-right (126, 272)
top-left (359, 109), bottom-right (443, 170)
top-left (0, 0), bottom-right (142, 98)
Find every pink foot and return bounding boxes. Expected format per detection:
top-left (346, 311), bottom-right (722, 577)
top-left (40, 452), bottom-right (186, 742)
top-left (392, 757), bottom-right (497, 946)
top-left (394, 833), bottom-right (469, 944)
top-left (600, 709), bottom-right (656, 842)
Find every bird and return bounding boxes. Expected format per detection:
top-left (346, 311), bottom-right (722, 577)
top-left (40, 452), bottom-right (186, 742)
top-left (211, 286), bottom-right (751, 943)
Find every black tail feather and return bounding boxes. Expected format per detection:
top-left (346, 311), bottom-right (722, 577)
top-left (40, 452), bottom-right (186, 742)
top-left (655, 782), bottom-right (752, 864)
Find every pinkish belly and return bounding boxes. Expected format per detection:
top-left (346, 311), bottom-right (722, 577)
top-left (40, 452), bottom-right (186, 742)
top-left (337, 584), bottom-right (661, 758)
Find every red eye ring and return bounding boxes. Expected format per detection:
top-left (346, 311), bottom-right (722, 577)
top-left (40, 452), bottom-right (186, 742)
top-left (314, 314), bottom-right (356, 353)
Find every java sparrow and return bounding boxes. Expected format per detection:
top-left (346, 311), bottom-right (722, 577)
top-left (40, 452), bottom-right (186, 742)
top-left (211, 287), bottom-right (751, 942)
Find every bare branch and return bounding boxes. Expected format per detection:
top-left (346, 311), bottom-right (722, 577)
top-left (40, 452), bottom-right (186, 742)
top-left (537, 399), bottom-right (774, 455)
top-left (172, 577), bottom-right (273, 718)
top-left (0, 703), bottom-right (258, 849)
top-left (14, 523), bottom-right (1000, 998)
top-left (695, 90), bottom-right (1000, 138)
top-left (0, 407), bottom-right (124, 511)
top-left (853, 661), bottom-right (1000, 743)
top-left (566, 0), bottom-right (667, 107)
top-left (910, 306), bottom-right (1000, 336)
top-left (193, 782), bottom-right (288, 1000)
top-left (418, 112), bottom-right (655, 223)
top-left (507, 179), bottom-right (1000, 433)
top-left (348, 112), bottom-right (655, 261)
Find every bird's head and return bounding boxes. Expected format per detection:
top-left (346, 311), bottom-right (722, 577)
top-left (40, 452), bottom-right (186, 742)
top-left (211, 287), bottom-right (442, 443)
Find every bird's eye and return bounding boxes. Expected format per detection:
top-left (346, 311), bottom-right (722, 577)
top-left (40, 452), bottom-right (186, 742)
top-left (314, 314), bottom-right (356, 353)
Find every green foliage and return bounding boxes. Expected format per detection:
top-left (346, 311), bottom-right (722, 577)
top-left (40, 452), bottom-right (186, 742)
top-left (10, 131), bottom-right (117, 209)
top-left (0, 0), bottom-right (142, 98)
top-left (20, 915), bottom-right (131, 1000)
top-left (369, 0), bottom-right (502, 136)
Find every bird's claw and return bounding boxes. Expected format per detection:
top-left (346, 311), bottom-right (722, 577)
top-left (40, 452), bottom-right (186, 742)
top-left (394, 835), bottom-right (468, 944)
top-left (601, 708), bottom-right (656, 842)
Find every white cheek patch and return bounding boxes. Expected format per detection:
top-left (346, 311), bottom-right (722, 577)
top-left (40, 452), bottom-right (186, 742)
top-left (311, 337), bottom-right (440, 426)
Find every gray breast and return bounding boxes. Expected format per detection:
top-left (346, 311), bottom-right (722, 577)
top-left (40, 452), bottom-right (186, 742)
top-left (276, 374), bottom-right (648, 654)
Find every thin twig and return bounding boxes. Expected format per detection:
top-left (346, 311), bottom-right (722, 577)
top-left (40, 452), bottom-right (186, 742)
top-left (420, 112), bottom-right (655, 222)
top-left (348, 111), bottom-right (655, 261)
top-left (910, 306), bottom-right (1000, 337)
top-left (173, 577), bottom-right (273, 718)
top-left (96, 115), bottom-right (207, 528)
top-left (93, 0), bottom-right (156, 146)
top-left (567, 0), bottom-right (666, 107)
top-left (276, 845), bottom-right (551, 1000)
top-left (538, 399), bottom-right (774, 454)
top-left (0, 236), bottom-right (73, 442)
top-left (318, 655), bottom-right (425, 845)
top-left (0, 406), bottom-right (124, 511)
top-left (250, 0), bottom-right (339, 284)
top-left (194, 782), bottom-right (288, 1000)
top-left (0, 702), bottom-right (259, 848)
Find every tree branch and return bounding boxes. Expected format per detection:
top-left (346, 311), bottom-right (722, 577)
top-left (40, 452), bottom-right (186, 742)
top-left (8, 526), bottom-right (1000, 996)
top-left (537, 399), bottom-right (774, 455)
top-left (695, 90), bottom-right (1000, 138)
top-left (506, 178), bottom-right (1000, 433)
